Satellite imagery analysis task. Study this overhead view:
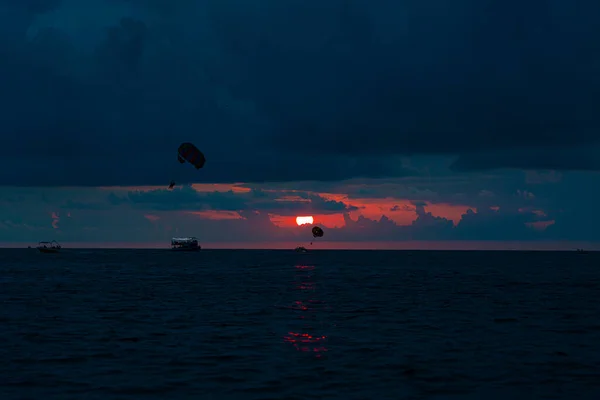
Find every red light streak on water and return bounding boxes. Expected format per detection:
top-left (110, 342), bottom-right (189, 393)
top-left (282, 265), bottom-right (328, 357)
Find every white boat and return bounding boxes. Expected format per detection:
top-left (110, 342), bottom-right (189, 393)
top-left (171, 237), bottom-right (201, 251)
top-left (295, 246), bottom-right (308, 253)
top-left (37, 240), bottom-right (61, 253)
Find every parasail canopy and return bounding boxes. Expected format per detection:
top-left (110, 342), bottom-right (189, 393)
top-left (177, 142), bottom-right (206, 169)
top-left (312, 226), bottom-right (324, 238)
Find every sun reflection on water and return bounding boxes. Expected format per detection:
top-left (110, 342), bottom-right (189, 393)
top-left (282, 265), bottom-right (328, 357)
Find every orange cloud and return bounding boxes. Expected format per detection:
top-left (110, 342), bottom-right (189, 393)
top-left (190, 183), bottom-right (250, 193)
top-left (51, 211), bottom-right (60, 229)
top-left (518, 207), bottom-right (548, 218)
top-left (144, 214), bottom-right (160, 222)
top-left (526, 220), bottom-right (555, 231)
top-left (316, 193), bottom-right (415, 225)
top-left (424, 203), bottom-right (473, 225)
top-left (317, 193), bottom-right (472, 226)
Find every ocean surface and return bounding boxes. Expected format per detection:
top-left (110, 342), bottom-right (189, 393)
top-left (1, 249), bottom-right (599, 400)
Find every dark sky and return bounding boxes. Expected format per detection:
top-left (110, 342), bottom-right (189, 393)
top-left (0, 1), bottom-right (599, 245)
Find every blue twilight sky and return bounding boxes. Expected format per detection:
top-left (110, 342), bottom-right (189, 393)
top-left (0, 0), bottom-right (599, 247)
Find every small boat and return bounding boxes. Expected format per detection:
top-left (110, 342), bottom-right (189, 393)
top-left (576, 248), bottom-right (588, 254)
top-left (171, 237), bottom-right (201, 251)
top-left (37, 240), bottom-right (61, 253)
top-left (295, 246), bottom-right (308, 253)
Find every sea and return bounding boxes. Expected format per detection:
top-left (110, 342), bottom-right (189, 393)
top-left (1, 249), bottom-right (599, 400)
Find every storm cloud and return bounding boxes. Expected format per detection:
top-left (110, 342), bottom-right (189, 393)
top-left (1, 0), bottom-right (599, 186)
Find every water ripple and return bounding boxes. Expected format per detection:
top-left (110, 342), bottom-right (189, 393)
top-left (0, 249), bottom-right (599, 399)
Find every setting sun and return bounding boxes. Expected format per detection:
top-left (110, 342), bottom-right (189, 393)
top-left (296, 216), bottom-right (314, 226)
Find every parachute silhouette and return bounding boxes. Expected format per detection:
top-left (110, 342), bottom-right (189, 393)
top-left (169, 142), bottom-right (206, 189)
top-left (312, 226), bottom-right (324, 238)
top-left (309, 226), bottom-right (324, 245)
top-left (177, 142), bottom-right (206, 169)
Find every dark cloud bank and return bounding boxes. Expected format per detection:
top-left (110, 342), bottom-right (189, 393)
top-left (1, 0), bottom-right (599, 186)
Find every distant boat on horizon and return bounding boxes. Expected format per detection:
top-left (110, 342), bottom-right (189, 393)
top-left (295, 246), bottom-right (308, 253)
top-left (171, 237), bottom-right (201, 252)
top-left (36, 240), bottom-right (61, 253)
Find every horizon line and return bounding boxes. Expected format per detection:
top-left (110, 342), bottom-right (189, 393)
top-left (1, 247), bottom-right (595, 252)
top-left (2, 240), bottom-right (597, 251)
